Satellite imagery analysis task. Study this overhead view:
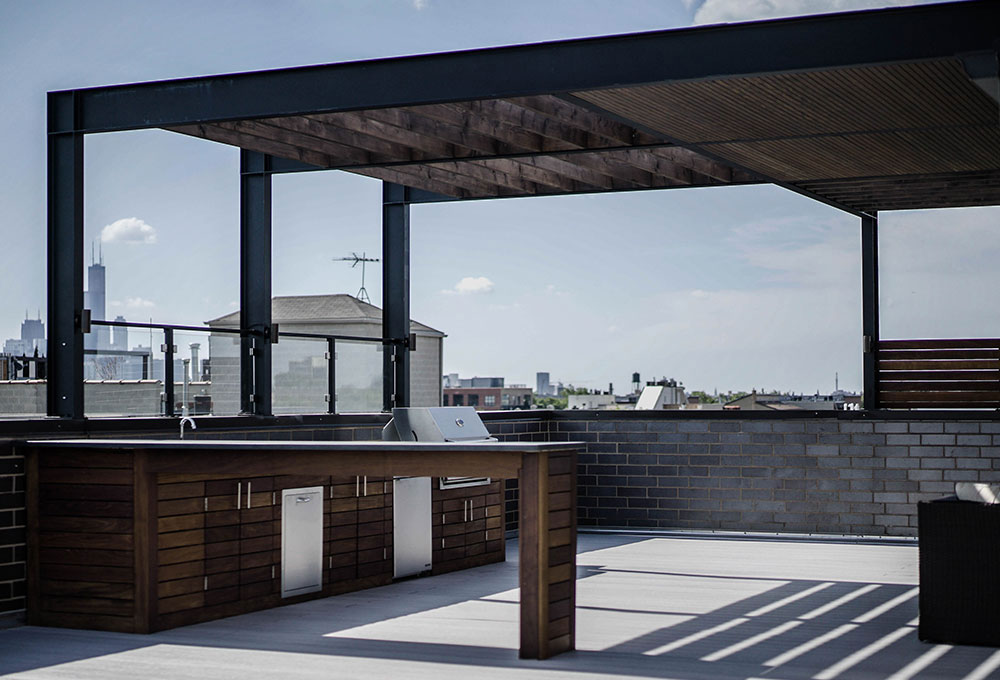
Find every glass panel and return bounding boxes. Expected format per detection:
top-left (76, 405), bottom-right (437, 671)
top-left (335, 340), bottom-right (382, 413)
top-left (172, 330), bottom-right (225, 416)
top-left (272, 338), bottom-right (330, 415)
top-left (206, 330), bottom-right (243, 416)
top-left (84, 326), bottom-right (164, 417)
top-left (0, 352), bottom-right (47, 418)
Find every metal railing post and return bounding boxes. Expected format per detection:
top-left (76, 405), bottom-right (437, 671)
top-left (327, 338), bottom-right (336, 415)
top-left (163, 328), bottom-right (175, 417)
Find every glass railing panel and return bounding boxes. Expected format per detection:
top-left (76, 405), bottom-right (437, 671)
top-left (205, 329), bottom-right (243, 416)
top-left (272, 337), bottom-right (330, 415)
top-left (171, 330), bottom-right (224, 416)
top-left (0, 353), bottom-right (47, 418)
top-left (84, 326), bottom-right (164, 417)
top-left (334, 340), bottom-right (383, 413)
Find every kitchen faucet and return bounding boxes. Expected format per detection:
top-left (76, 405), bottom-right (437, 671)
top-left (179, 416), bottom-right (197, 439)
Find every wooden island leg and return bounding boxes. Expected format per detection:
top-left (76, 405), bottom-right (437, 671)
top-left (519, 450), bottom-right (576, 659)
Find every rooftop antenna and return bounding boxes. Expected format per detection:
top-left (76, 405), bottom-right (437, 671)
top-left (333, 252), bottom-right (380, 304)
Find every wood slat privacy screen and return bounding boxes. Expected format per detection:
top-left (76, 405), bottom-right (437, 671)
top-left (878, 339), bottom-right (1000, 409)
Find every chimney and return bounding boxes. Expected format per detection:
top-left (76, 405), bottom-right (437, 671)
top-left (190, 343), bottom-right (201, 381)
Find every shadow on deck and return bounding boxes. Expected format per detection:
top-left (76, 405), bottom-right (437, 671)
top-left (2, 534), bottom-right (998, 680)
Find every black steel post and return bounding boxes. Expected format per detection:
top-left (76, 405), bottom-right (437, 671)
top-left (163, 328), bottom-right (175, 417)
top-left (240, 150), bottom-right (273, 416)
top-left (382, 182), bottom-right (410, 411)
top-left (46, 92), bottom-right (85, 418)
top-left (327, 338), bottom-right (336, 415)
top-left (861, 213), bottom-right (880, 410)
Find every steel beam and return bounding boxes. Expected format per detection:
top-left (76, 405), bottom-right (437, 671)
top-left (61, 2), bottom-right (999, 133)
top-left (382, 182), bottom-right (410, 411)
top-left (240, 151), bottom-right (273, 416)
top-left (46, 92), bottom-right (85, 418)
top-left (861, 213), bottom-right (880, 410)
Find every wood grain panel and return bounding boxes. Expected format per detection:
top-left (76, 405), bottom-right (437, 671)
top-left (876, 338), bottom-right (1000, 409)
top-left (39, 516), bottom-right (132, 533)
top-left (40, 484), bottom-right (133, 502)
top-left (39, 532), bottom-right (133, 550)
top-left (39, 547), bottom-right (133, 568)
top-left (41, 580), bottom-right (133, 599)
top-left (41, 595), bottom-right (132, 616)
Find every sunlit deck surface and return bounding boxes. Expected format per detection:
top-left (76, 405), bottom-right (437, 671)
top-left (2, 533), bottom-right (998, 680)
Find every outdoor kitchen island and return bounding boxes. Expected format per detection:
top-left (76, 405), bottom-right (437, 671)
top-left (23, 439), bottom-right (579, 660)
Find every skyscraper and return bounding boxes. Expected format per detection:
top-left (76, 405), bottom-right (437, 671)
top-left (536, 372), bottom-right (551, 397)
top-left (84, 247), bottom-right (111, 351)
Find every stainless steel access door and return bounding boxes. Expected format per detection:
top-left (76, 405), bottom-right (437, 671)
top-left (393, 476), bottom-right (432, 578)
top-left (281, 486), bottom-right (324, 598)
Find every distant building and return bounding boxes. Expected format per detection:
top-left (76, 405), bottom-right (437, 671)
top-left (536, 372), bottom-right (552, 396)
top-left (3, 312), bottom-right (46, 357)
top-left (441, 374), bottom-right (532, 410)
top-left (208, 294), bottom-right (445, 414)
top-left (84, 255), bottom-right (110, 351)
top-left (635, 378), bottom-right (687, 410)
top-left (111, 315), bottom-right (128, 352)
top-left (443, 384), bottom-right (532, 410)
top-left (724, 389), bottom-right (861, 411)
top-left (567, 392), bottom-right (615, 410)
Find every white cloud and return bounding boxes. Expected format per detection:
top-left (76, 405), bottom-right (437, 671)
top-left (693, 0), bottom-right (938, 24)
top-left (443, 276), bottom-right (494, 295)
top-left (726, 216), bottom-right (858, 288)
top-left (101, 217), bottom-right (157, 245)
top-left (412, 0), bottom-right (428, 9)
top-left (124, 297), bottom-right (156, 309)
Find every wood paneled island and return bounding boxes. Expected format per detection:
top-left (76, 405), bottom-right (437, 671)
top-left (24, 439), bottom-right (578, 659)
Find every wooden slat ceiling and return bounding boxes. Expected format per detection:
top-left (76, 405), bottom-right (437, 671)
top-left (169, 96), bottom-right (758, 200)
top-left (574, 59), bottom-right (1000, 212)
top-left (167, 57), bottom-right (999, 213)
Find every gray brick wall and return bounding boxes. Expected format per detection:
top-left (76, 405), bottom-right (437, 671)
top-left (549, 415), bottom-right (1000, 536)
top-left (3, 411), bottom-right (999, 621)
top-left (0, 440), bottom-right (25, 617)
top-left (482, 415), bottom-right (551, 532)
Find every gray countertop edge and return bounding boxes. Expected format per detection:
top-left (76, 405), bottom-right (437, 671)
top-left (23, 439), bottom-right (583, 452)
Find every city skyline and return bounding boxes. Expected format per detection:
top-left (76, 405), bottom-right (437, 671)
top-left (3, 0), bottom-right (998, 396)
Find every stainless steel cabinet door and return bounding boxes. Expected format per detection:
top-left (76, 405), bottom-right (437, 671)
top-left (393, 477), bottom-right (432, 578)
top-left (281, 486), bottom-right (324, 597)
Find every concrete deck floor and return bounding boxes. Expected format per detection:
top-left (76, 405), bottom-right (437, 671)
top-left (2, 534), bottom-right (999, 680)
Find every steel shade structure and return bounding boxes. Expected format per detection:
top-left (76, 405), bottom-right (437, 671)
top-left (46, 1), bottom-right (1000, 417)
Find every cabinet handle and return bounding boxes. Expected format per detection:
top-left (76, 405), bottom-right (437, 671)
top-left (356, 476), bottom-right (360, 497)
top-left (363, 476), bottom-right (367, 496)
top-left (247, 481), bottom-right (252, 509)
top-left (237, 482), bottom-right (242, 510)
top-left (464, 500), bottom-right (468, 522)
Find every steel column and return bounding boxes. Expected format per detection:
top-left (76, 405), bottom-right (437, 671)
top-left (46, 92), bottom-right (85, 418)
top-left (240, 151), bottom-right (273, 416)
top-left (382, 182), bottom-right (410, 411)
top-left (861, 213), bottom-right (880, 410)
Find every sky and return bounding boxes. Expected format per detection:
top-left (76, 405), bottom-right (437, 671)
top-left (2, 0), bottom-right (997, 396)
